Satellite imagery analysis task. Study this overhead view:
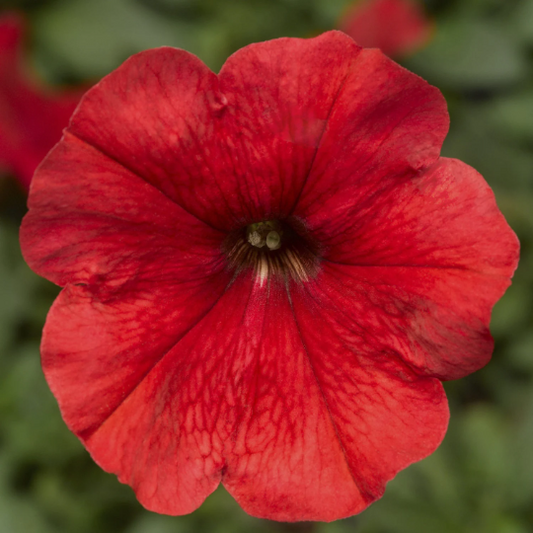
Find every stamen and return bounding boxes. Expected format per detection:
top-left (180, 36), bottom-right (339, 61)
top-left (246, 220), bottom-right (283, 250)
top-left (223, 217), bottom-right (320, 283)
top-left (266, 231), bottom-right (281, 250)
top-left (248, 231), bottom-right (265, 248)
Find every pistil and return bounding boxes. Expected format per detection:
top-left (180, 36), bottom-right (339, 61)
top-left (246, 221), bottom-right (283, 251)
top-left (223, 217), bottom-right (320, 284)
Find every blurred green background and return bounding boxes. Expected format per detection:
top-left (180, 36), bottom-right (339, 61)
top-left (1, 0), bottom-right (532, 532)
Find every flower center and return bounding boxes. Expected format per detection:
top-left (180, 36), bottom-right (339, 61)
top-left (223, 217), bottom-right (320, 284)
top-left (246, 220), bottom-right (283, 251)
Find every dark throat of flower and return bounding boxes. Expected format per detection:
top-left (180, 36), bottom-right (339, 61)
top-left (223, 217), bottom-right (321, 284)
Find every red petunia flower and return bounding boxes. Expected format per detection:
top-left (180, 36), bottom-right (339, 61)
top-left (0, 12), bottom-right (84, 189)
top-left (339, 0), bottom-right (433, 58)
top-left (20, 31), bottom-right (518, 522)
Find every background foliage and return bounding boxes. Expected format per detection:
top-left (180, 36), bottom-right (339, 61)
top-left (1, 0), bottom-right (532, 531)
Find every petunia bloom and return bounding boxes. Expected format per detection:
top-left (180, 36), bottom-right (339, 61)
top-left (0, 12), bottom-right (84, 189)
top-left (339, 0), bottom-right (433, 58)
top-left (20, 31), bottom-right (518, 522)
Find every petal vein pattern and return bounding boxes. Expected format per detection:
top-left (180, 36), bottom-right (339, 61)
top-left (22, 132), bottom-right (228, 287)
top-left (44, 273), bottom-right (257, 515)
top-left (223, 279), bottom-right (377, 521)
top-left (292, 48), bottom-right (448, 219)
top-left (285, 284), bottom-right (369, 500)
top-left (19, 30), bottom-right (519, 523)
top-left (68, 130), bottom-right (225, 234)
top-left (68, 33), bottom-right (376, 230)
top-left (288, 277), bottom-right (448, 498)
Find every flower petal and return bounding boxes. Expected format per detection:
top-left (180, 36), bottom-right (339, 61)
top-left (223, 278), bottom-right (448, 521)
top-left (41, 270), bottom-right (241, 515)
top-left (215, 31), bottom-right (362, 220)
top-left (66, 46), bottom-right (230, 228)
top-left (304, 158), bottom-right (518, 277)
top-left (307, 256), bottom-right (514, 380)
top-left (293, 47), bottom-right (448, 220)
top-left (46, 271), bottom-right (301, 515)
top-left (299, 158), bottom-right (519, 380)
top-left (222, 280), bottom-right (367, 521)
top-left (21, 132), bottom-right (226, 289)
top-left (66, 32), bottom-right (369, 229)
top-left (22, 132), bottom-right (234, 450)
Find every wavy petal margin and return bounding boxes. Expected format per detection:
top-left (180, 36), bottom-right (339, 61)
top-left (20, 31), bottom-right (519, 521)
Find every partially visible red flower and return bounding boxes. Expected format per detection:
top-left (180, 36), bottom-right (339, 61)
top-left (0, 12), bottom-right (84, 189)
top-left (339, 0), bottom-right (433, 58)
top-left (20, 32), bottom-right (518, 521)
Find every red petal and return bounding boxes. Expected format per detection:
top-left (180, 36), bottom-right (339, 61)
top-left (66, 47), bottom-right (228, 227)
top-left (27, 134), bottom-right (232, 442)
top-left (339, 0), bottom-right (433, 58)
top-left (41, 271), bottom-right (237, 515)
top-left (223, 278), bottom-right (448, 521)
top-left (0, 12), bottom-right (83, 188)
top-left (67, 32), bottom-right (367, 229)
top-left (39, 253), bottom-right (449, 522)
top-left (308, 158), bottom-right (517, 276)
top-left (216, 32), bottom-right (361, 221)
top-left (19, 31), bottom-right (517, 522)
top-left (20, 132), bottom-right (226, 288)
top-left (300, 158), bottom-right (518, 379)
top-left (293, 47), bottom-right (448, 223)
top-left (30, 133), bottom-right (238, 512)
top-left (309, 262), bottom-right (510, 381)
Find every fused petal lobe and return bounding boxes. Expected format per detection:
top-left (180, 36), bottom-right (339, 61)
top-left (42, 271), bottom-right (244, 515)
top-left (294, 47), bottom-right (448, 224)
top-left (18, 31), bottom-right (519, 524)
top-left (67, 33), bottom-right (369, 229)
top-left (21, 131), bottom-right (226, 289)
top-left (224, 278), bottom-right (448, 520)
top-left (307, 158), bottom-right (518, 274)
top-left (300, 158), bottom-right (519, 379)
